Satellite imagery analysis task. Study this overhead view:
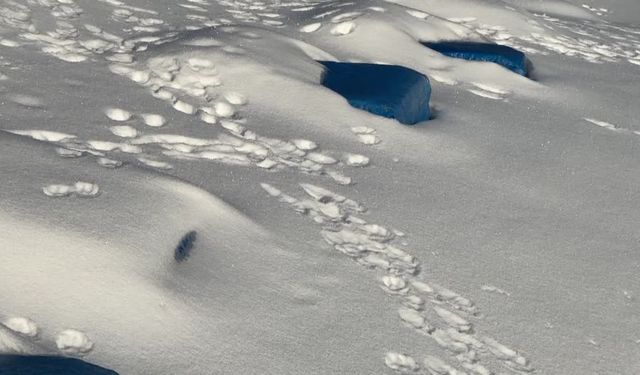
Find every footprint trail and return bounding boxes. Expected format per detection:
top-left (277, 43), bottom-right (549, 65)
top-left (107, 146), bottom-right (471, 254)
top-left (260, 182), bottom-right (535, 374)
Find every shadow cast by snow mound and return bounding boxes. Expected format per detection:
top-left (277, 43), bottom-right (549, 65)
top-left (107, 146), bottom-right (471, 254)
top-left (423, 41), bottom-right (532, 77)
top-left (0, 355), bottom-right (118, 375)
top-left (318, 61), bottom-right (431, 125)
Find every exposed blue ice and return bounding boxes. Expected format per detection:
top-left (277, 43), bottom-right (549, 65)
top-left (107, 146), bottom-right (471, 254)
top-left (423, 41), bottom-right (531, 76)
top-left (319, 61), bottom-right (431, 125)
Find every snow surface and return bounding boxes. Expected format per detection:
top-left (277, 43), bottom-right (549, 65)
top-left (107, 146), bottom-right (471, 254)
top-left (0, 0), bottom-right (638, 374)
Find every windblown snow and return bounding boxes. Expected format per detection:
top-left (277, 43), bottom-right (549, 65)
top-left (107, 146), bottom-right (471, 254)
top-left (0, 0), bottom-right (638, 374)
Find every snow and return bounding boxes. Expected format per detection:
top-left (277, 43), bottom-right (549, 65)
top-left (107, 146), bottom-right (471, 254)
top-left (384, 352), bottom-right (419, 372)
top-left (2, 318), bottom-right (38, 338)
top-left (0, 355), bottom-right (118, 375)
top-left (104, 108), bottom-right (132, 122)
top-left (0, 0), bottom-right (638, 374)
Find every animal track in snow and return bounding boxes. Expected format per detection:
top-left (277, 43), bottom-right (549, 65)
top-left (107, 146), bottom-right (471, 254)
top-left (448, 15), bottom-right (640, 67)
top-left (467, 89), bottom-right (505, 101)
top-left (433, 306), bottom-right (472, 333)
top-left (223, 92), bottom-right (248, 106)
top-left (55, 147), bottom-right (84, 158)
top-left (2, 317), bottom-right (39, 338)
top-left (468, 82), bottom-right (510, 101)
top-left (7, 94), bottom-right (45, 108)
top-left (260, 183), bottom-right (534, 373)
top-left (97, 157), bottom-right (123, 168)
top-left (109, 125), bottom-right (138, 138)
top-left (351, 126), bottom-right (381, 145)
top-left (430, 74), bottom-right (458, 86)
top-left (345, 153), bottom-right (370, 167)
top-left (482, 336), bottom-right (533, 372)
top-left (330, 21), bottom-right (356, 36)
top-left (103, 49), bottom-right (364, 183)
top-left (55, 329), bottom-right (93, 356)
top-left (105, 107), bottom-right (133, 122)
top-left (141, 113), bottom-right (166, 127)
top-left (481, 285), bottom-right (510, 296)
top-left (584, 117), bottom-right (640, 136)
top-left (423, 355), bottom-right (463, 375)
top-left (7, 130), bottom-right (76, 142)
top-left (406, 9), bottom-right (429, 20)
top-left (137, 157), bottom-right (172, 170)
top-left (398, 307), bottom-right (433, 332)
top-left (385, 352), bottom-right (419, 372)
top-left (43, 182), bottom-right (100, 198)
top-left (300, 23), bottom-right (322, 33)
top-left (0, 322), bottom-right (41, 355)
top-left (581, 4), bottom-right (608, 17)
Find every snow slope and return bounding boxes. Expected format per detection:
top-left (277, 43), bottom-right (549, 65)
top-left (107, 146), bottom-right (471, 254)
top-left (0, 0), bottom-right (638, 374)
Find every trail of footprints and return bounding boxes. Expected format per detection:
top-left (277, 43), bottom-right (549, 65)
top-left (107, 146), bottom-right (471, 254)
top-left (259, 183), bottom-right (534, 374)
top-left (446, 12), bottom-right (640, 67)
top-left (2, 0), bottom-right (640, 68)
top-left (2, 15), bottom-right (375, 186)
top-left (0, 316), bottom-right (93, 357)
top-left (12, 82), bottom-right (370, 184)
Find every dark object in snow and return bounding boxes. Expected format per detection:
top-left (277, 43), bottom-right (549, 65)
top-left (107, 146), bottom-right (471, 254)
top-left (0, 355), bottom-right (118, 375)
top-left (423, 41), bottom-right (531, 76)
top-left (318, 61), bottom-right (431, 125)
top-left (174, 230), bottom-right (197, 262)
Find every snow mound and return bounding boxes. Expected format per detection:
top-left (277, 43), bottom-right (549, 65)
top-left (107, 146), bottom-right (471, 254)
top-left (423, 41), bottom-right (531, 76)
top-left (319, 61), bottom-right (431, 124)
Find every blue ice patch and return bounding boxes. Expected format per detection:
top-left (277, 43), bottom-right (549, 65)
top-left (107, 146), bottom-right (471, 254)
top-left (423, 41), bottom-right (531, 76)
top-left (0, 355), bottom-right (118, 375)
top-left (318, 61), bottom-right (431, 125)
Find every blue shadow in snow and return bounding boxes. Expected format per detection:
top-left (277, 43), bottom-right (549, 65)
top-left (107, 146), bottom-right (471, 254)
top-left (318, 61), bottom-right (431, 125)
top-left (0, 355), bottom-right (118, 375)
top-left (423, 41), bottom-right (531, 77)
